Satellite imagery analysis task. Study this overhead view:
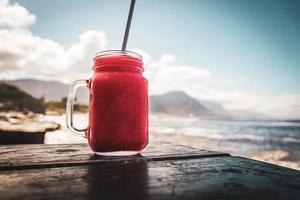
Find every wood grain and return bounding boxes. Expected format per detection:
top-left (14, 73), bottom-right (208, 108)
top-left (0, 156), bottom-right (299, 200)
top-left (0, 141), bottom-right (229, 170)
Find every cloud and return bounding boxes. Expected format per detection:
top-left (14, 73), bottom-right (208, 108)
top-left (263, 95), bottom-right (300, 119)
top-left (64, 30), bottom-right (108, 78)
top-left (0, 0), bottom-right (108, 81)
top-left (0, 1), bottom-right (108, 81)
top-left (0, 0), bottom-right (36, 28)
top-left (0, 29), bottom-right (108, 81)
top-left (143, 53), bottom-right (212, 95)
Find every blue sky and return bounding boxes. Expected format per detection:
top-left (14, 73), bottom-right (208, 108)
top-left (1, 0), bottom-right (299, 118)
top-left (11, 0), bottom-right (300, 97)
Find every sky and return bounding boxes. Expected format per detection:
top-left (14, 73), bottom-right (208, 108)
top-left (0, 0), bottom-right (300, 119)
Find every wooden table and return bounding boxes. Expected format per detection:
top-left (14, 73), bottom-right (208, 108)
top-left (0, 141), bottom-right (299, 200)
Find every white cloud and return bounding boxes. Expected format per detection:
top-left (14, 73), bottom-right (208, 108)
top-left (0, 28), bottom-right (108, 81)
top-left (65, 30), bottom-right (108, 77)
top-left (0, 1), bottom-right (108, 81)
top-left (0, 0), bottom-right (36, 28)
top-left (263, 95), bottom-right (300, 119)
top-left (0, 0), bottom-right (108, 81)
top-left (144, 54), bottom-right (212, 95)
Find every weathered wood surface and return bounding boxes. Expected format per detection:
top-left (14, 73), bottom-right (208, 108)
top-left (0, 131), bottom-right (45, 145)
top-left (0, 141), bottom-right (229, 170)
top-left (0, 141), bottom-right (300, 200)
top-left (0, 156), bottom-right (300, 200)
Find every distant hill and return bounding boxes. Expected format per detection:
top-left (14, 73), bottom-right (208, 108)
top-left (150, 91), bottom-right (213, 116)
top-left (0, 82), bottom-right (45, 113)
top-left (5, 79), bottom-right (68, 101)
top-left (5, 79), bottom-right (88, 103)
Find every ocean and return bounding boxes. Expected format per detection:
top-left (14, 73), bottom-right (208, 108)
top-left (45, 114), bottom-right (300, 163)
top-left (150, 115), bottom-right (300, 161)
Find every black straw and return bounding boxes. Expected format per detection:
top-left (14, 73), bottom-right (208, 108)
top-left (122, 0), bottom-right (136, 51)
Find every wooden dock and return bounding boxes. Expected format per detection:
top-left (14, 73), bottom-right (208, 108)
top-left (0, 141), bottom-right (299, 199)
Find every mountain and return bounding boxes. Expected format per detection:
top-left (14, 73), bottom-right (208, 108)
top-left (0, 82), bottom-right (45, 113)
top-left (5, 79), bottom-right (88, 103)
top-left (5, 79), bottom-right (68, 101)
top-left (150, 91), bottom-right (213, 116)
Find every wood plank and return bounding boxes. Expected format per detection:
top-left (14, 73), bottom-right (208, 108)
top-left (0, 141), bottom-right (229, 170)
top-left (0, 131), bottom-right (45, 144)
top-left (0, 156), bottom-right (299, 200)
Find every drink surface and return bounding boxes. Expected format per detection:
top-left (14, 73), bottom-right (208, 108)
top-left (87, 53), bottom-right (148, 153)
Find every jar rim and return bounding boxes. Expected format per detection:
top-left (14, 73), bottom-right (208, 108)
top-left (94, 50), bottom-right (143, 60)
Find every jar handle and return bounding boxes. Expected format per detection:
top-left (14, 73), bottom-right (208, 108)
top-left (66, 79), bottom-right (89, 138)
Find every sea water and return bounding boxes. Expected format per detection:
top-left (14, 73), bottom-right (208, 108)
top-left (45, 114), bottom-right (300, 161)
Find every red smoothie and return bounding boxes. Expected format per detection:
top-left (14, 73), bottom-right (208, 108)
top-left (87, 51), bottom-right (148, 155)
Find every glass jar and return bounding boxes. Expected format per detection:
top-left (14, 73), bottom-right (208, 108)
top-left (66, 50), bottom-right (148, 156)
